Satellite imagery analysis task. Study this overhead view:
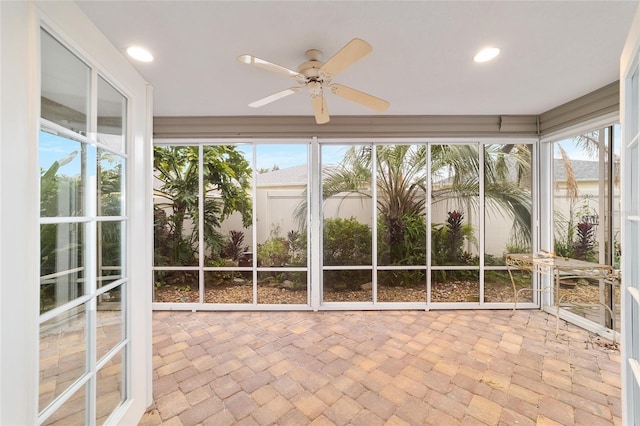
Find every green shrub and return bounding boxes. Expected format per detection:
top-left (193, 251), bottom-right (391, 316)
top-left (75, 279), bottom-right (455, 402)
top-left (257, 226), bottom-right (307, 267)
top-left (377, 213), bottom-right (426, 265)
top-left (322, 217), bottom-right (372, 291)
top-left (323, 217), bottom-right (372, 266)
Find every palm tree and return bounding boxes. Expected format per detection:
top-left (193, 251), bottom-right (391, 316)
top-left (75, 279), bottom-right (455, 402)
top-left (297, 143), bottom-right (532, 265)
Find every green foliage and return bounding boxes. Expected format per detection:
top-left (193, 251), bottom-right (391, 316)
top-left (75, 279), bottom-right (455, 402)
top-left (554, 201), bottom-right (598, 262)
top-left (286, 229), bottom-right (307, 266)
top-left (377, 212), bottom-right (426, 265)
top-left (323, 217), bottom-right (372, 266)
top-left (431, 211), bottom-right (476, 266)
top-left (257, 236), bottom-right (289, 267)
top-left (297, 144), bottom-right (532, 268)
top-left (257, 226), bottom-right (307, 267)
top-left (153, 145), bottom-right (252, 266)
top-left (431, 211), bottom-right (479, 283)
top-left (222, 230), bottom-right (249, 263)
top-left (322, 217), bottom-right (372, 291)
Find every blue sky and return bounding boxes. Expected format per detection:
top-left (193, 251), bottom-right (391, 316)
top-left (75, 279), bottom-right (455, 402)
top-left (240, 144), bottom-right (347, 171)
top-left (553, 125), bottom-right (620, 161)
top-left (39, 131), bottom-right (85, 175)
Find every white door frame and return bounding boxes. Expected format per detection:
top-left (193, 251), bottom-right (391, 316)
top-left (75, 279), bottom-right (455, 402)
top-left (620, 3), bottom-right (640, 423)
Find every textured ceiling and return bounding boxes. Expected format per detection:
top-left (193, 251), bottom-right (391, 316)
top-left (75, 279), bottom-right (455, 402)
top-left (76, 1), bottom-right (638, 118)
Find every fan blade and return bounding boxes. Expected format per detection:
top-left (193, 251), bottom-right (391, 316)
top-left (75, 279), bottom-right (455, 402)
top-left (249, 87), bottom-right (300, 108)
top-left (320, 38), bottom-right (372, 77)
top-left (310, 90), bottom-right (330, 124)
top-left (237, 54), bottom-right (300, 77)
top-left (329, 84), bottom-right (389, 112)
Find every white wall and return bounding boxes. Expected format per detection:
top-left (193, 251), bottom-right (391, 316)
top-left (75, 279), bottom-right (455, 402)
top-left (1, 2), bottom-right (39, 423)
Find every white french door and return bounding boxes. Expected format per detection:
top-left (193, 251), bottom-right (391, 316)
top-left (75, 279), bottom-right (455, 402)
top-left (620, 4), bottom-right (640, 423)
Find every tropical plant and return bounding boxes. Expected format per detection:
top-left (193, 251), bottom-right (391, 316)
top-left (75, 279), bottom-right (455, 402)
top-left (573, 220), bottom-right (596, 261)
top-left (431, 210), bottom-right (477, 266)
top-left (257, 225), bottom-right (307, 267)
top-left (222, 230), bottom-right (249, 263)
top-left (153, 145), bottom-right (252, 266)
top-left (297, 144), bottom-right (532, 266)
top-left (377, 212), bottom-right (426, 265)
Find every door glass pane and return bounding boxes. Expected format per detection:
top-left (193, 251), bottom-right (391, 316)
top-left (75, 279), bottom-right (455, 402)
top-left (96, 349), bottom-right (125, 425)
top-left (97, 76), bottom-right (126, 153)
top-left (153, 146), bottom-right (199, 266)
top-left (39, 307), bottom-right (87, 413)
top-left (98, 150), bottom-right (124, 216)
top-left (40, 223), bottom-right (85, 313)
top-left (322, 145), bottom-right (373, 302)
top-left (96, 284), bottom-right (124, 362)
top-left (40, 132), bottom-right (94, 217)
top-left (97, 221), bottom-right (123, 287)
top-left (42, 384), bottom-right (86, 426)
top-left (41, 29), bottom-right (89, 134)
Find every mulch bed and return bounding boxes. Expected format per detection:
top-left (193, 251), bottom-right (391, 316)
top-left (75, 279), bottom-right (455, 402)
top-left (153, 278), bottom-right (611, 305)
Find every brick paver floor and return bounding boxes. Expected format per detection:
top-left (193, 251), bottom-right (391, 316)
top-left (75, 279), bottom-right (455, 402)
top-left (139, 310), bottom-right (621, 425)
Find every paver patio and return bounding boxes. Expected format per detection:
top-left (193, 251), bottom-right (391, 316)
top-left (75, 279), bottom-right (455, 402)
top-left (140, 310), bottom-right (621, 425)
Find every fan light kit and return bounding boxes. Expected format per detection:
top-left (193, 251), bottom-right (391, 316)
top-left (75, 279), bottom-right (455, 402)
top-left (237, 38), bottom-right (389, 124)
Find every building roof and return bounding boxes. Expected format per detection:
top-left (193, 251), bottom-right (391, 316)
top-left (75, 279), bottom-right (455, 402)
top-left (553, 159), bottom-right (599, 181)
top-left (256, 165), bottom-right (308, 187)
top-left (256, 164), bottom-right (338, 187)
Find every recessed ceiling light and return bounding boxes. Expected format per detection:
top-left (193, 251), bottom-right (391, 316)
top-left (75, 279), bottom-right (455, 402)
top-left (473, 47), bottom-right (500, 63)
top-left (126, 46), bottom-right (154, 62)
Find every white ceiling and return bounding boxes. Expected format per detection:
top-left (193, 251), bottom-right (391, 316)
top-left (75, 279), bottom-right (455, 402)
top-left (76, 1), bottom-right (638, 119)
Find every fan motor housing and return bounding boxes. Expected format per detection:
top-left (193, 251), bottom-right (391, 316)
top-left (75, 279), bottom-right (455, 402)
top-left (298, 60), bottom-right (323, 79)
top-left (298, 49), bottom-right (324, 80)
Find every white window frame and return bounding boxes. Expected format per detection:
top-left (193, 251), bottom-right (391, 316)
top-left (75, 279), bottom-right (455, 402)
top-left (153, 136), bottom-right (537, 312)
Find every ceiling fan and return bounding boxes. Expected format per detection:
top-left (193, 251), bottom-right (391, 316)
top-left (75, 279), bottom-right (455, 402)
top-left (237, 38), bottom-right (389, 124)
